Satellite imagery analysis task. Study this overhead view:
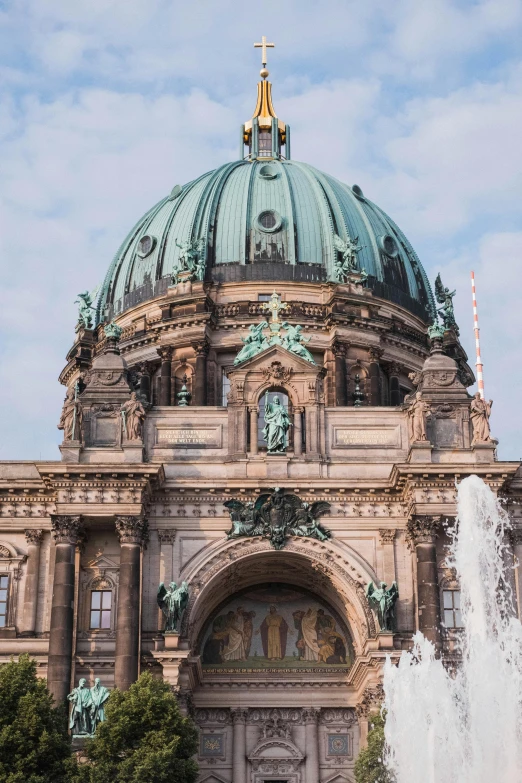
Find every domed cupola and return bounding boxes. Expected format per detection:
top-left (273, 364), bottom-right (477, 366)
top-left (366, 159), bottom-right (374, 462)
top-left (97, 43), bottom-right (435, 324)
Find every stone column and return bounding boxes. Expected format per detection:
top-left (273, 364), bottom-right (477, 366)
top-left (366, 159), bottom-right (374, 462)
top-left (379, 529), bottom-right (396, 586)
top-left (407, 516), bottom-right (442, 650)
top-left (20, 529), bottom-right (44, 637)
top-left (193, 340), bottom-right (209, 406)
top-left (387, 362), bottom-right (401, 406)
top-left (368, 347), bottom-right (382, 406)
top-left (511, 530), bottom-right (522, 620)
top-left (115, 516), bottom-right (148, 690)
top-left (157, 347), bottom-right (173, 406)
top-left (249, 406), bottom-right (258, 455)
top-left (138, 361), bottom-right (154, 404)
top-left (231, 708), bottom-right (247, 783)
top-left (47, 515), bottom-right (83, 705)
top-left (304, 708), bottom-right (320, 783)
top-left (293, 407), bottom-right (303, 456)
top-left (333, 342), bottom-right (347, 406)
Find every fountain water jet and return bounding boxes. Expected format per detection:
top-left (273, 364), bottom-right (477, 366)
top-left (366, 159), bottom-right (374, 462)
top-left (383, 474), bottom-right (522, 783)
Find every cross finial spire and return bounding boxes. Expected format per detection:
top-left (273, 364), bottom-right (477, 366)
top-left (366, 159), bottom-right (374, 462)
top-left (254, 35), bottom-right (275, 77)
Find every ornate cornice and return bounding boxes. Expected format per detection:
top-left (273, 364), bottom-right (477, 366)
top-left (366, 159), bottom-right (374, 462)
top-left (115, 515), bottom-right (148, 545)
top-left (24, 529), bottom-right (44, 545)
top-left (406, 515), bottom-right (441, 549)
top-left (51, 515), bottom-right (83, 545)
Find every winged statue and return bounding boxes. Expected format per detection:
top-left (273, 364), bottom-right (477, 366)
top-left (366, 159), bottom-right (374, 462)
top-left (225, 488), bottom-right (331, 549)
top-left (75, 285), bottom-right (100, 330)
top-left (174, 238), bottom-right (206, 282)
top-left (157, 580), bottom-right (190, 632)
top-left (366, 580), bottom-right (399, 632)
top-left (333, 233), bottom-right (362, 282)
top-left (434, 273), bottom-right (458, 334)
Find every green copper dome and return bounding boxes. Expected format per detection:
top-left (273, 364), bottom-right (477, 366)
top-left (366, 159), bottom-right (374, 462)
top-left (98, 158), bottom-right (435, 322)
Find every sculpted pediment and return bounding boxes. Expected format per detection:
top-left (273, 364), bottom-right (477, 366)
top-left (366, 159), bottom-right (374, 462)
top-left (227, 345), bottom-right (326, 407)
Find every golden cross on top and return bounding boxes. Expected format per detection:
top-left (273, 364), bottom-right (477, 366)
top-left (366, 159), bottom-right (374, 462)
top-left (254, 35), bottom-right (275, 67)
top-left (262, 291), bottom-right (288, 324)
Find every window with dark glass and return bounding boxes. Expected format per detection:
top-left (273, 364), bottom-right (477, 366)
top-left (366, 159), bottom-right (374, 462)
top-left (258, 131), bottom-right (272, 157)
top-left (443, 590), bottom-right (462, 628)
top-left (0, 576), bottom-right (8, 628)
top-left (259, 212), bottom-right (277, 229)
top-left (90, 590), bottom-right (112, 630)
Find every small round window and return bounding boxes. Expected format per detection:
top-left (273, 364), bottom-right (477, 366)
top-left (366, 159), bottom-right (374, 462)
top-left (256, 210), bottom-right (282, 233)
top-left (258, 164), bottom-right (277, 180)
top-left (352, 184), bottom-right (365, 201)
top-left (136, 235), bottom-right (156, 257)
top-left (378, 234), bottom-right (398, 258)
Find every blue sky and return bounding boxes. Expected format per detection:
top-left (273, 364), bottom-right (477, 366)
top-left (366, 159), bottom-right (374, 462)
top-left (0, 0), bottom-right (521, 460)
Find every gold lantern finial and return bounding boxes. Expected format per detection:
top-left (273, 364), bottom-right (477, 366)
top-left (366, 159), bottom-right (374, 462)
top-left (254, 35), bottom-right (275, 79)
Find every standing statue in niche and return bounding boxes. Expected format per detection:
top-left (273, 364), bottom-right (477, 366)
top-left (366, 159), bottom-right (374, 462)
top-left (263, 395), bottom-right (292, 453)
top-left (470, 393), bottom-right (493, 443)
top-left (434, 274), bottom-right (459, 334)
top-left (68, 678), bottom-right (93, 736)
top-left (234, 322), bottom-right (270, 365)
top-left (157, 580), bottom-right (190, 632)
top-left (366, 581), bottom-right (399, 632)
top-left (407, 392), bottom-right (430, 442)
top-left (58, 383), bottom-right (83, 442)
top-left (90, 678), bottom-right (110, 729)
top-left (121, 392), bottom-right (146, 440)
top-left (281, 322), bottom-right (315, 363)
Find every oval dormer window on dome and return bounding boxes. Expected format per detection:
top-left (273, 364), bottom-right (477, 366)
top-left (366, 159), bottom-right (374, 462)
top-left (136, 235), bottom-right (156, 258)
top-left (256, 210), bottom-right (282, 233)
top-left (378, 234), bottom-right (399, 258)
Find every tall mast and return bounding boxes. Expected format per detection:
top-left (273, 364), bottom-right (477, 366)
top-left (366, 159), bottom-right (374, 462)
top-left (470, 271), bottom-right (485, 399)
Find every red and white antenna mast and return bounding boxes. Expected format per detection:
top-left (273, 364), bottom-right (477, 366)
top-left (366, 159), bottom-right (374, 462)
top-left (470, 271), bottom-right (485, 399)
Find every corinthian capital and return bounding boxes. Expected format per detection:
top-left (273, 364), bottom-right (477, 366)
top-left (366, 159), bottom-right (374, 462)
top-left (406, 515), bottom-right (441, 549)
top-left (51, 515), bottom-right (83, 545)
top-left (25, 529), bottom-right (44, 546)
top-left (115, 515), bottom-right (148, 545)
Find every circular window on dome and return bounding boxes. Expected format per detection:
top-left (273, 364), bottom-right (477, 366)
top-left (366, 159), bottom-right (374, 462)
top-left (258, 164), bottom-right (277, 180)
top-left (136, 235), bottom-right (156, 258)
top-left (352, 184), bottom-right (365, 201)
top-left (378, 234), bottom-right (399, 258)
top-left (256, 210), bottom-right (282, 233)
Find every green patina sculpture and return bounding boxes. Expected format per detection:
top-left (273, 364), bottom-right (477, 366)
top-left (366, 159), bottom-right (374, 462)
top-left (366, 580), bottom-right (399, 632)
top-left (104, 321), bottom-right (123, 341)
top-left (68, 677), bottom-right (110, 736)
top-left (435, 273), bottom-right (459, 334)
top-left (263, 394), bottom-right (292, 453)
top-left (75, 286), bottom-right (99, 330)
top-left (225, 488), bottom-right (331, 550)
top-left (427, 321), bottom-right (445, 341)
top-left (174, 238), bottom-right (205, 283)
top-left (332, 232), bottom-right (369, 285)
top-left (157, 580), bottom-right (190, 632)
top-left (176, 376), bottom-right (191, 406)
top-left (233, 292), bottom-right (315, 366)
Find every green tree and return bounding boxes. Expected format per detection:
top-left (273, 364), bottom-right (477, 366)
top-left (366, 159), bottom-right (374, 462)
top-left (71, 671), bottom-right (198, 783)
top-left (354, 711), bottom-right (395, 783)
top-left (0, 653), bottom-right (71, 783)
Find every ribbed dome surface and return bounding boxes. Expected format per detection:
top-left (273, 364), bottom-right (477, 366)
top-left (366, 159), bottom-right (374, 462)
top-left (98, 159), bottom-right (435, 322)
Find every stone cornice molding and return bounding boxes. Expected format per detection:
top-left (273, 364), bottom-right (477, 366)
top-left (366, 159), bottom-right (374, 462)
top-left (51, 515), bottom-right (83, 545)
top-left (115, 515), bottom-right (148, 545)
top-left (24, 529), bottom-right (44, 545)
top-left (406, 515), bottom-right (441, 549)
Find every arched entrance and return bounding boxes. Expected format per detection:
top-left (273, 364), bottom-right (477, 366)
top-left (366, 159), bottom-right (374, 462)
top-left (168, 536), bottom-right (382, 783)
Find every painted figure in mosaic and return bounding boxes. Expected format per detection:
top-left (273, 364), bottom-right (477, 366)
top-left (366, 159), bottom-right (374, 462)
top-left (121, 392), bottom-right (146, 440)
top-left (281, 323), bottom-right (315, 364)
top-left (234, 322), bottom-right (269, 365)
top-left (58, 384), bottom-right (83, 442)
top-left (407, 392), bottom-right (430, 442)
top-left (258, 605), bottom-right (288, 660)
top-left (157, 580), bottom-right (190, 632)
top-left (68, 678), bottom-right (93, 736)
top-left (221, 609), bottom-right (247, 661)
top-left (90, 678), bottom-right (110, 728)
top-left (263, 395), bottom-right (292, 453)
top-left (366, 580), bottom-right (399, 632)
top-left (470, 393), bottom-right (493, 443)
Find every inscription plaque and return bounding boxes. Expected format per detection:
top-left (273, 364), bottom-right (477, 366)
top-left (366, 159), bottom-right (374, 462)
top-left (333, 427), bottom-right (399, 448)
top-left (156, 426), bottom-right (222, 448)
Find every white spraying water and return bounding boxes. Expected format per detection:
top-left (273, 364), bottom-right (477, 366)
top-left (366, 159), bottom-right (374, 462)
top-left (383, 474), bottom-right (522, 783)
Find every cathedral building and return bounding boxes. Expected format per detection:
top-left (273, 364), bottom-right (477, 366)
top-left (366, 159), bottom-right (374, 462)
top-left (1, 43), bottom-right (521, 783)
